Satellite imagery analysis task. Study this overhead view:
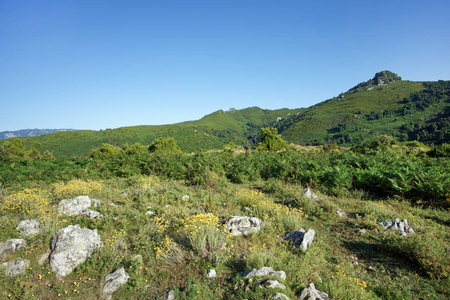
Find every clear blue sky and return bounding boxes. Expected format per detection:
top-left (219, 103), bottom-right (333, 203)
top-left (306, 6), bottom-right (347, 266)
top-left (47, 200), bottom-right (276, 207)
top-left (1, 0), bottom-right (449, 131)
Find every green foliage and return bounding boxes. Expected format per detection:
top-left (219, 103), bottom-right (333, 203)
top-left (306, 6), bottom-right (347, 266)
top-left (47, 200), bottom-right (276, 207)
top-left (256, 127), bottom-right (288, 151)
top-left (0, 138), bottom-right (42, 163)
top-left (429, 143), bottom-right (450, 157)
top-left (148, 137), bottom-right (182, 154)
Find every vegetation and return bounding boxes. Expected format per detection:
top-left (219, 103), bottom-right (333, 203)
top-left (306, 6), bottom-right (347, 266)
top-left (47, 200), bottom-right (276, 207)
top-left (0, 71), bottom-right (449, 298)
top-left (0, 135), bottom-right (449, 299)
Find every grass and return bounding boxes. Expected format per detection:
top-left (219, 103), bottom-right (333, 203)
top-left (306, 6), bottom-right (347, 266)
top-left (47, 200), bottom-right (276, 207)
top-left (0, 174), bottom-right (449, 299)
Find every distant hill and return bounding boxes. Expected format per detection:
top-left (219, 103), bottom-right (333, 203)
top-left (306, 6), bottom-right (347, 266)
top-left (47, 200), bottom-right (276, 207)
top-left (2, 71), bottom-right (449, 156)
top-left (276, 71), bottom-right (450, 145)
top-left (0, 129), bottom-right (78, 140)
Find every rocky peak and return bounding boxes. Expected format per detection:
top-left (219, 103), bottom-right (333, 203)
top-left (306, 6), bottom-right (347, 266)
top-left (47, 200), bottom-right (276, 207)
top-left (350, 70), bottom-right (402, 91)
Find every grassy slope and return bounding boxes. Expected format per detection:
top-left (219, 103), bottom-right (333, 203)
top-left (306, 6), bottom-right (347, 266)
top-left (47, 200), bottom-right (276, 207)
top-left (279, 81), bottom-right (426, 144)
top-left (0, 176), bottom-right (448, 299)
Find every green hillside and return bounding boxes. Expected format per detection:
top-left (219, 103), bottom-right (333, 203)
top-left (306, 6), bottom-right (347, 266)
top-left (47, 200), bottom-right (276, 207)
top-left (2, 71), bottom-right (449, 157)
top-left (277, 72), bottom-right (450, 145)
top-left (13, 107), bottom-right (301, 157)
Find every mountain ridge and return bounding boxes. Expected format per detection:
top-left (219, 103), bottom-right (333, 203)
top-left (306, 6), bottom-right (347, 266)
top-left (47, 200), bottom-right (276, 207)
top-left (2, 71), bottom-right (449, 156)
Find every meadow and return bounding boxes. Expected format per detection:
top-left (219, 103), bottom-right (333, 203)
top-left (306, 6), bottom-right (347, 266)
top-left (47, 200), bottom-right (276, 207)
top-left (0, 137), bottom-right (449, 299)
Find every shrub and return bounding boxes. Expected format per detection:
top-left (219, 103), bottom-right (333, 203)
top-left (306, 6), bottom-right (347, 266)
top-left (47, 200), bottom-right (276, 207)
top-left (3, 188), bottom-right (54, 220)
top-left (51, 179), bottom-right (103, 199)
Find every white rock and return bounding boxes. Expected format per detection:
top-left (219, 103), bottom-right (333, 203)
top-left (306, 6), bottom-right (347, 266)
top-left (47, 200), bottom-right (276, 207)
top-left (272, 292), bottom-right (290, 299)
top-left (282, 228), bottom-right (315, 252)
top-left (38, 252), bottom-right (50, 266)
top-left (102, 267), bottom-right (130, 296)
top-left (181, 195), bottom-right (190, 201)
top-left (16, 219), bottom-right (41, 236)
top-left (303, 188), bottom-right (318, 201)
top-left (298, 283), bottom-right (329, 300)
top-left (58, 195), bottom-right (91, 216)
top-left (0, 239), bottom-right (27, 259)
top-left (225, 216), bottom-right (262, 236)
top-left (2, 257), bottom-right (30, 277)
top-left (207, 269), bottom-right (216, 278)
top-left (146, 210), bottom-right (156, 216)
top-left (49, 225), bottom-right (103, 277)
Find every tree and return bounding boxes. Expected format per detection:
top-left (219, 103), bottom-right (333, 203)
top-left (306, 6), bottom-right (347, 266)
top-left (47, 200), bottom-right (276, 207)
top-left (256, 127), bottom-right (288, 151)
top-left (148, 137), bottom-right (182, 154)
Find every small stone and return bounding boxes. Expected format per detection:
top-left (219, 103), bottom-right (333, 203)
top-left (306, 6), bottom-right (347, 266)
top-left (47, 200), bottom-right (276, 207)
top-left (272, 292), bottom-right (290, 299)
top-left (299, 283), bottom-right (330, 300)
top-left (165, 290), bottom-right (175, 300)
top-left (2, 258), bottom-right (30, 277)
top-left (225, 216), bottom-right (262, 236)
top-left (16, 219), bottom-right (41, 236)
top-left (336, 208), bottom-right (348, 218)
top-left (0, 239), bottom-right (27, 259)
top-left (102, 267), bottom-right (130, 297)
top-left (92, 199), bottom-right (101, 207)
top-left (357, 229), bottom-right (366, 234)
top-left (146, 210), bottom-right (156, 216)
top-left (181, 195), bottom-right (190, 201)
top-left (38, 252), bottom-right (50, 266)
top-left (207, 269), bottom-right (216, 278)
top-left (257, 279), bottom-right (286, 290)
top-left (282, 228), bottom-right (315, 252)
top-left (303, 188), bottom-right (319, 201)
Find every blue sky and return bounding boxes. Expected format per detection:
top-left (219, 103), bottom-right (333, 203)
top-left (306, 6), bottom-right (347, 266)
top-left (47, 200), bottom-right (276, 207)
top-left (1, 0), bottom-right (449, 131)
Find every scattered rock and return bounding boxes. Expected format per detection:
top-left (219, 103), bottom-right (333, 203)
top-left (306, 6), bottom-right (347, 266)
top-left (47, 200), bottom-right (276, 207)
top-left (282, 228), bottom-right (315, 252)
top-left (298, 283), bottom-right (330, 300)
top-left (303, 188), bottom-right (318, 201)
top-left (16, 219), bottom-right (41, 237)
top-left (0, 239), bottom-right (27, 259)
top-left (146, 210), bottom-right (156, 216)
top-left (92, 199), bottom-right (102, 207)
top-left (357, 229), bottom-right (366, 234)
top-left (38, 252), bottom-right (50, 265)
top-left (377, 218), bottom-right (414, 236)
top-left (225, 216), bottom-right (262, 236)
top-left (165, 290), bottom-right (175, 300)
top-left (256, 279), bottom-right (286, 290)
top-left (2, 257), bottom-right (30, 277)
top-left (49, 224), bottom-right (103, 277)
top-left (58, 195), bottom-right (102, 219)
top-left (244, 207), bottom-right (253, 213)
top-left (336, 208), bottom-right (348, 218)
top-left (181, 195), bottom-right (190, 201)
top-left (207, 269), bottom-right (216, 278)
top-left (241, 267), bottom-right (286, 281)
top-left (102, 267), bottom-right (130, 298)
top-left (58, 195), bottom-right (91, 215)
top-left (272, 292), bottom-right (290, 299)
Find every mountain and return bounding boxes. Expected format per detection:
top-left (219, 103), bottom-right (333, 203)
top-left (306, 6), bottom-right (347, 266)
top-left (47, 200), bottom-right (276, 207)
top-left (276, 71), bottom-right (450, 145)
top-left (2, 71), bottom-right (449, 156)
top-left (0, 129), bottom-right (78, 140)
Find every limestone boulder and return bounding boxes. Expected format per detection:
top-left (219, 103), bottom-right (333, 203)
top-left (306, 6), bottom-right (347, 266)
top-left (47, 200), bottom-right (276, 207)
top-left (49, 224), bottom-right (103, 277)
top-left (282, 228), bottom-right (315, 252)
top-left (2, 257), bottom-right (30, 277)
top-left (0, 239), bottom-right (26, 259)
top-left (241, 267), bottom-right (286, 281)
top-left (102, 267), bottom-right (130, 297)
top-left (225, 216), bottom-right (262, 236)
top-left (57, 196), bottom-right (102, 219)
top-left (298, 283), bottom-right (330, 300)
top-left (16, 219), bottom-right (41, 236)
top-left (377, 218), bottom-right (414, 236)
